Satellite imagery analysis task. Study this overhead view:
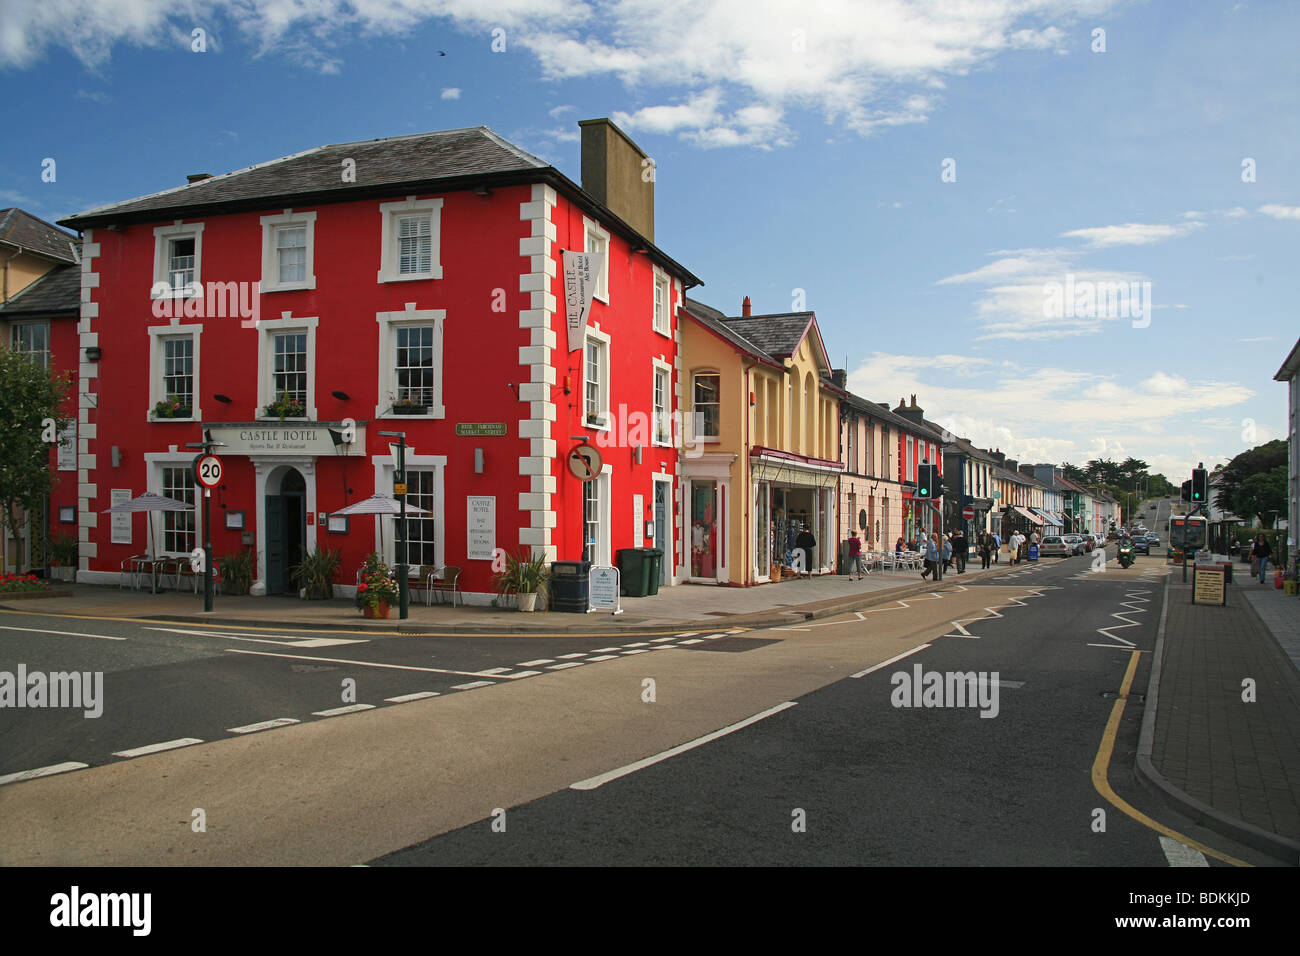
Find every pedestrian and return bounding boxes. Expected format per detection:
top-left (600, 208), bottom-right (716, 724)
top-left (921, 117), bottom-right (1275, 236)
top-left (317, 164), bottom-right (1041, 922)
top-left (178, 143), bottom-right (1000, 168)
top-left (978, 531), bottom-right (992, 570)
top-left (848, 530), bottom-right (865, 580)
top-left (1009, 530), bottom-right (1024, 564)
top-left (895, 536), bottom-right (906, 554)
top-left (952, 529), bottom-right (968, 573)
top-left (1252, 534), bottom-right (1272, 585)
top-left (922, 534), bottom-right (939, 579)
top-left (992, 531), bottom-right (1001, 563)
top-left (941, 534), bottom-right (953, 573)
top-left (1029, 528), bottom-right (1040, 548)
top-left (795, 524), bottom-right (817, 579)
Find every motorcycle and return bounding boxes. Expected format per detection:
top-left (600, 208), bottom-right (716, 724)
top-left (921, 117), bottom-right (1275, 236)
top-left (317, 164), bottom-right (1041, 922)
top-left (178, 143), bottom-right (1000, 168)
top-left (1117, 539), bottom-right (1134, 569)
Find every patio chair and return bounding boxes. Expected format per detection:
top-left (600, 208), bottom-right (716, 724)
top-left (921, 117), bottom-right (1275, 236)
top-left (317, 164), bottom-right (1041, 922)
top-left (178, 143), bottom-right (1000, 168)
top-left (411, 565), bottom-right (437, 605)
top-left (428, 566), bottom-right (462, 607)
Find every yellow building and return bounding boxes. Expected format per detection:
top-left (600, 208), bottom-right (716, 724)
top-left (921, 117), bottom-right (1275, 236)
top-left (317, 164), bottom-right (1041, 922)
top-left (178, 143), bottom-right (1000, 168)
top-left (679, 297), bottom-right (842, 585)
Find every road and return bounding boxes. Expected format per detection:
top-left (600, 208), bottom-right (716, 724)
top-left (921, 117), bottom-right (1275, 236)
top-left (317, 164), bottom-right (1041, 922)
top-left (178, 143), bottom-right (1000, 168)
top-left (0, 543), bottom-right (1279, 866)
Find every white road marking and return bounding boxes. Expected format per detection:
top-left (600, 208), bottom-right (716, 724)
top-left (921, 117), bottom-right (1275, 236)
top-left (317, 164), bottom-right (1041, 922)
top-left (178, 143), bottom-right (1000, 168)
top-left (557, 653), bottom-right (588, 659)
top-left (312, 704), bottom-right (376, 716)
top-left (509, 670), bottom-right (542, 678)
top-left (0, 624), bottom-right (124, 641)
top-left (701, 633), bottom-right (726, 639)
top-left (679, 638), bottom-right (705, 645)
top-left (228, 718), bottom-right (300, 733)
top-left (587, 655), bottom-right (618, 661)
top-left (725, 628), bottom-right (745, 634)
top-left (1159, 836), bottom-right (1209, 867)
top-left (622, 642), bottom-right (650, 648)
top-left (650, 637), bottom-right (677, 643)
top-left (225, 649), bottom-right (529, 678)
top-left (475, 667), bottom-right (512, 675)
top-left (571, 701), bottom-right (799, 791)
top-left (621, 649), bottom-right (649, 655)
top-left (450, 681), bottom-right (495, 690)
top-left (518, 659), bottom-right (554, 666)
top-left (673, 632), bottom-right (699, 638)
top-left (851, 644), bottom-right (931, 679)
top-left (146, 626), bottom-right (364, 648)
top-left (0, 762), bottom-right (89, 786)
top-left (592, 647), bottom-right (623, 653)
top-left (113, 738), bottom-right (203, 758)
top-left (547, 661), bottom-right (585, 670)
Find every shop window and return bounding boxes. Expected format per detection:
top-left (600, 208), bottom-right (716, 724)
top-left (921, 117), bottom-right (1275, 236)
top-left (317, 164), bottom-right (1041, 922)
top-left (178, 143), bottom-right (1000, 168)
top-left (691, 481), bottom-right (717, 578)
top-left (693, 372), bottom-right (720, 441)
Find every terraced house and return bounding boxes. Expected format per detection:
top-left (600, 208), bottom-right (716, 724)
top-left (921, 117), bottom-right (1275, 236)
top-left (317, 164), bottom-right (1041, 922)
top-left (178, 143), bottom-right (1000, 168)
top-left (57, 120), bottom-right (701, 600)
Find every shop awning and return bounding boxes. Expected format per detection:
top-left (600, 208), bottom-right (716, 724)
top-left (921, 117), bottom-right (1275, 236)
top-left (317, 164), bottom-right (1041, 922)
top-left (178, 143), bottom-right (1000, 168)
top-left (1014, 506), bottom-right (1043, 524)
top-left (1031, 508), bottom-right (1061, 527)
top-left (969, 497), bottom-right (995, 511)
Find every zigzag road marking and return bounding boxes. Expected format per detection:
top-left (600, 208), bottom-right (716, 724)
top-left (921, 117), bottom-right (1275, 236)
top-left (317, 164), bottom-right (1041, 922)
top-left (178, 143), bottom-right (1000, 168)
top-left (1088, 587), bottom-right (1153, 649)
top-left (939, 585), bottom-right (1062, 639)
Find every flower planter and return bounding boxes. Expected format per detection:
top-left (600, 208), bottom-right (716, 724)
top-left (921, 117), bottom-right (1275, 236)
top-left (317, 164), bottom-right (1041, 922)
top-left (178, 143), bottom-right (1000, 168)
top-left (392, 405), bottom-right (429, 415)
top-left (518, 592), bottom-right (538, 612)
top-left (363, 600), bottom-right (391, 619)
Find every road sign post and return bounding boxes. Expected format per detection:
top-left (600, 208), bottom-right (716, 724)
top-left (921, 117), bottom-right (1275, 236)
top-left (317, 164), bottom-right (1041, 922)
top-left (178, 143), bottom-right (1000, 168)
top-left (192, 451), bottom-right (224, 613)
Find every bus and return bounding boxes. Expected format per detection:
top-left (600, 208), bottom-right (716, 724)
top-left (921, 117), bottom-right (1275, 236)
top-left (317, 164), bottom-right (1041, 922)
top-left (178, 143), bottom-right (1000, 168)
top-left (1168, 515), bottom-right (1207, 558)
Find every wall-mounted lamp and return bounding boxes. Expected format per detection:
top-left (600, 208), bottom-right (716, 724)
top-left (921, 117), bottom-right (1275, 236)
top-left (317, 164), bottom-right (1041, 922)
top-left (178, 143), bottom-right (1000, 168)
top-left (474, 448), bottom-right (485, 474)
top-left (84, 346), bottom-right (102, 361)
top-left (472, 185), bottom-right (492, 197)
top-left (331, 390), bottom-right (351, 401)
top-left (632, 445), bottom-right (643, 465)
top-left (213, 394), bottom-right (233, 404)
top-left (111, 446), bottom-right (122, 468)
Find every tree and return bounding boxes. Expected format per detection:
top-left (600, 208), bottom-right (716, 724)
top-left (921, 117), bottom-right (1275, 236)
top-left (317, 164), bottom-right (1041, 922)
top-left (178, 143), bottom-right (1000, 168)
top-left (1232, 465), bottom-right (1286, 528)
top-left (1118, 457), bottom-right (1150, 491)
top-left (1060, 462), bottom-right (1087, 483)
top-left (0, 344), bottom-right (73, 572)
top-left (1214, 440), bottom-right (1287, 516)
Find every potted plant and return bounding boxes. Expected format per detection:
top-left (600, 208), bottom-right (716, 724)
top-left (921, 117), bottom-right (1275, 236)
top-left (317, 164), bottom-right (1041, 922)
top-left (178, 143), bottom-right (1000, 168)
top-left (390, 394), bottom-right (429, 415)
top-left (355, 552), bottom-right (399, 618)
top-left (217, 549), bottom-right (255, 596)
top-left (153, 396), bottom-right (192, 419)
top-left (264, 392), bottom-right (306, 420)
top-left (49, 533), bottom-right (78, 582)
top-left (494, 550), bottom-right (550, 612)
top-left (290, 547), bottom-right (342, 600)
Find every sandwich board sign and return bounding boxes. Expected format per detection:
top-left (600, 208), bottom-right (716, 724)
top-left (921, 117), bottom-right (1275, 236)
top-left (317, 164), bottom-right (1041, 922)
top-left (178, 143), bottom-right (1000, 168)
top-left (589, 565), bottom-right (623, 615)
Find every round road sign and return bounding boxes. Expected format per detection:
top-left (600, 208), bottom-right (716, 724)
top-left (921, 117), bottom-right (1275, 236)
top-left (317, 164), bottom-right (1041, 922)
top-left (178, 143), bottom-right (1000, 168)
top-left (962, 505), bottom-right (976, 521)
top-left (195, 454), bottom-right (223, 489)
top-left (567, 443), bottom-right (602, 481)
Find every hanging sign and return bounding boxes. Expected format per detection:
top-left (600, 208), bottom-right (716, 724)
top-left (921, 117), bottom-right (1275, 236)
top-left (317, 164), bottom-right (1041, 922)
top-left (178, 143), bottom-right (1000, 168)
top-left (563, 250), bottom-right (604, 352)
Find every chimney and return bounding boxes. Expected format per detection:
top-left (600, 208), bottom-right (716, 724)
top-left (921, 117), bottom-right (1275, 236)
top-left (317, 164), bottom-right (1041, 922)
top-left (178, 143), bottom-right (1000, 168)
top-left (187, 173), bottom-right (212, 184)
top-left (831, 368), bottom-right (846, 388)
top-left (579, 118), bottom-right (654, 242)
top-left (989, 449), bottom-right (1007, 467)
top-left (893, 395), bottom-right (926, 427)
top-left (742, 295), bottom-right (752, 316)
top-left (1005, 458), bottom-right (1019, 472)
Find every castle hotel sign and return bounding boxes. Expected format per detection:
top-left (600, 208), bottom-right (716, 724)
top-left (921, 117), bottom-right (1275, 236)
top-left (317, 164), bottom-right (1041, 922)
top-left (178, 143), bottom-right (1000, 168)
top-left (205, 423), bottom-right (365, 457)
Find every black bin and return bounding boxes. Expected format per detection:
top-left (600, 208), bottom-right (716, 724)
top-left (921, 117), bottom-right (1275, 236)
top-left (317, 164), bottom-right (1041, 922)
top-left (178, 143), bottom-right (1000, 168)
top-left (616, 548), bottom-right (653, 597)
top-left (549, 560), bottom-right (591, 613)
top-left (646, 548), bottom-right (664, 595)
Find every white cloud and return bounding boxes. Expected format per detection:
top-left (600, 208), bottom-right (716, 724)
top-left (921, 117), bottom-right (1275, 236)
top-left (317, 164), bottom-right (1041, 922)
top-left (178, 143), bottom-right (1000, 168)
top-left (1223, 206), bottom-right (1249, 218)
top-left (1061, 220), bottom-right (1203, 248)
top-left (1, 0), bottom-right (1122, 147)
top-left (1259, 204), bottom-right (1300, 220)
top-left (440, 87), bottom-right (461, 99)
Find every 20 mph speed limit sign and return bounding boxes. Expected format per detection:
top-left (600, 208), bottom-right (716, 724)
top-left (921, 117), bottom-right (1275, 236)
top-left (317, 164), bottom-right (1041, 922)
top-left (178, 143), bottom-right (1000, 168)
top-left (195, 455), bottom-right (223, 489)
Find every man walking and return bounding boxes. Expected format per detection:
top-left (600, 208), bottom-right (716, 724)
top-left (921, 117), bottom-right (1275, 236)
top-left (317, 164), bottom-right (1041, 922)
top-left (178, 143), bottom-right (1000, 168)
top-left (978, 531), bottom-right (993, 569)
top-left (848, 530), bottom-right (865, 580)
top-left (992, 531), bottom-right (1001, 563)
top-left (921, 534), bottom-right (939, 579)
top-left (795, 524), bottom-right (817, 579)
top-left (952, 529), bottom-right (968, 573)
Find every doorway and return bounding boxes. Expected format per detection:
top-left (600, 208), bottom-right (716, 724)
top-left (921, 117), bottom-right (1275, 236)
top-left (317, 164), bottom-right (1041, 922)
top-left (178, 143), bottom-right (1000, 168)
top-left (265, 467), bottom-right (307, 595)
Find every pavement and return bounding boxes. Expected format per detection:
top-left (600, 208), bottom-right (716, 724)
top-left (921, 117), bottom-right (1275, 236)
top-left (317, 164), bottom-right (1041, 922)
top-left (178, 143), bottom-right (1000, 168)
top-left (5, 552), bottom-right (1028, 634)
top-left (1137, 555), bottom-right (1300, 864)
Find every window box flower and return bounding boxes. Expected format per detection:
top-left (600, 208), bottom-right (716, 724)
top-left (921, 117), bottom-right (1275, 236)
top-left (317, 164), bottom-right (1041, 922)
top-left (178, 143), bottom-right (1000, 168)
top-left (264, 394), bottom-right (306, 420)
top-left (153, 397), bottom-right (192, 419)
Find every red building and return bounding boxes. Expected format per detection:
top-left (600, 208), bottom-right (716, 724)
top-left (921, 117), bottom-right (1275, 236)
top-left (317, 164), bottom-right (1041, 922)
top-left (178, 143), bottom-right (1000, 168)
top-left (889, 395), bottom-right (946, 544)
top-left (60, 121), bottom-right (700, 600)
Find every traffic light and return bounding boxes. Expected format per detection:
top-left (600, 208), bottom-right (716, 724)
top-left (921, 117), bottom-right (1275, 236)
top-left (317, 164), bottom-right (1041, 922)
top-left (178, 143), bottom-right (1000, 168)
top-left (1191, 464), bottom-right (1207, 504)
top-left (1180, 480), bottom-right (1191, 502)
top-left (916, 463), bottom-right (934, 498)
top-left (934, 480), bottom-right (946, 500)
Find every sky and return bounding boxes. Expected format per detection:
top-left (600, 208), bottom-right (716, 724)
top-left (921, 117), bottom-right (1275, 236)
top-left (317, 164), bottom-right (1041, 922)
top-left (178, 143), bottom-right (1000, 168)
top-left (3, 0), bottom-right (1296, 483)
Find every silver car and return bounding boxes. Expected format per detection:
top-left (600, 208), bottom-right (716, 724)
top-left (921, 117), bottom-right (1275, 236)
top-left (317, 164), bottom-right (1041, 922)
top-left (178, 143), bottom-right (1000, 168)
top-left (1039, 535), bottom-right (1070, 558)
top-left (1062, 534), bottom-right (1085, 555)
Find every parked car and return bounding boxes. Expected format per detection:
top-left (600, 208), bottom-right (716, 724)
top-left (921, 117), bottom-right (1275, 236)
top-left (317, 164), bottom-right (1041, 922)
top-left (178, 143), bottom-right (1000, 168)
top-left (1062, 534), bottom-right (1085, 555)
top-left (1039, 536), bottom-right (1071, 558)
top-left (1145, 533), bottom-right (1160, 547)
top-left (1132, 536), bottom-right (1151, 555)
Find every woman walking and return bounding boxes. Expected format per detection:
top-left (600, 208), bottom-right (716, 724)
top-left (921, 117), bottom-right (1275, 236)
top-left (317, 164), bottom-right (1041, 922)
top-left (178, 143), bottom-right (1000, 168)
top-left (921, 534), bottom-right (939, 579)
top-left (1252, 534), bottom-right (1273, 584)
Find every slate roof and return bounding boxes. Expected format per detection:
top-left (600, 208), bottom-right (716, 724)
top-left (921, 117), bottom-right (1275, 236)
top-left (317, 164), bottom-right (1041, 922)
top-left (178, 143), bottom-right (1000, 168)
top-left (0, 209), bottom-right (80, 263)
top-left (0, 262), bottom-right (80, 315)
top-left (681, 297), bottom-right (778, 364)
top-left (62, 127), bottom-right (549, 227)
top-left (718, 313), bottom-right (813, 359)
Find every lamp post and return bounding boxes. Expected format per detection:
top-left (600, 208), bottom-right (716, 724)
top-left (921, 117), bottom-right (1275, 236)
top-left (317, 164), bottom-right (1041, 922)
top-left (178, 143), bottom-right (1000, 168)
top-left (378, 430), bottom-right (410, 619)
top-left (186, 436), bottom-right (226, 613)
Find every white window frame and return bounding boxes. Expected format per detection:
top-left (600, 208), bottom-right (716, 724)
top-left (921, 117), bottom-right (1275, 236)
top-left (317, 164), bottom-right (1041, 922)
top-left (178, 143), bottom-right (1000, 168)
top-left (583, 464), bottom-right (613, 567)
top-left (256, 315), bottom-right (318, 421)
top-left (583, 217), bottom-right (610, 304)
top-left (371, 450), bottom-right (446, 574)
top-left (260, 209), bottom-right (317, 292)
top-left (376, 305), bottom-right (446, 419)
top-left (907, 436), bottom-right (915, 482)
top-left (845, 419), bottom-right (857, 473)
top-left (10, 319), bottom-right (50, 368)
top-left (145, 451), bottom-right (202, 557)
top-left (147, 323), bottom-right (203, 422)
top-left (691, 370), bottom-right (721, 444)
top-left (652, 265), bottom-right (670, 337)
top-left (378, 196), bottom-right (443, 283)
top-left (151, 221), bottom-right (204, 299)
top-left (652, 358), bottom-right (672, 447)
top-left (583, 325), bottom-right (611, 431)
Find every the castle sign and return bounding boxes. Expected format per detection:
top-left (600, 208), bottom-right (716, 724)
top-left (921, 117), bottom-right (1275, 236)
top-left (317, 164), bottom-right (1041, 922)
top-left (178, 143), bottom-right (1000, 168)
top-left (205, 423), bottom-right (364, 457)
